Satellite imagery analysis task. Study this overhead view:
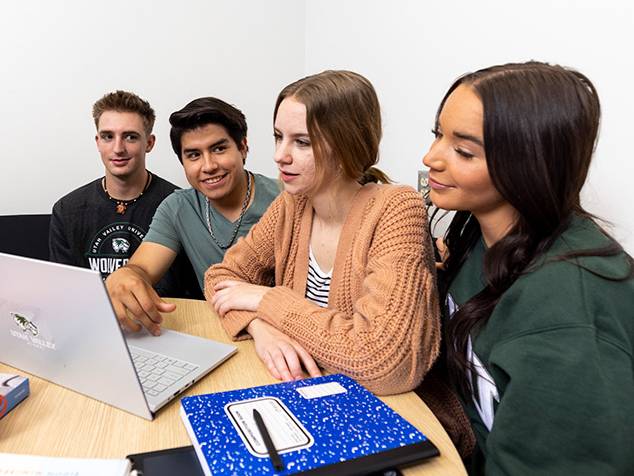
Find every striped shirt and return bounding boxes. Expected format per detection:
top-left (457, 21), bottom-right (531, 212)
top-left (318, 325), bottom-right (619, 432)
top-left (305, 246), bottom-right (332, 308)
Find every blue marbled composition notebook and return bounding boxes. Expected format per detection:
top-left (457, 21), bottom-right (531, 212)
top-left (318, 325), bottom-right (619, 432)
top-left (180, 374), bottom-right (438, 475)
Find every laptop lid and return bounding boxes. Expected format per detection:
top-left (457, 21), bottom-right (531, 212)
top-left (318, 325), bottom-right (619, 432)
top-left (0, 252), bottom-right (234, 420)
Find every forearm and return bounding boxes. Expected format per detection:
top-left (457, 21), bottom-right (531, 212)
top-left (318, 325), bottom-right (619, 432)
top-left (205, 249), bottom-right (274, 339)
top-left (123, 262), bottom-right (154, 284)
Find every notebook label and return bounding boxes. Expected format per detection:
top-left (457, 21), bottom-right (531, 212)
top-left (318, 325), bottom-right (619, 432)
top-left (225, 397), bottom-right (314, 457)
top-left (296, 381), bottom-right (347, 399)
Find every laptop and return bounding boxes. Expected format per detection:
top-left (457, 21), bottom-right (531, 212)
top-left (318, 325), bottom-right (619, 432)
top-left (0, 252), bottom-right (237, 420)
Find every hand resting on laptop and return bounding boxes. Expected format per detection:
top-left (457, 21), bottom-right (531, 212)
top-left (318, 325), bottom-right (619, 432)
top-left (106, 262), bottom-right (176, 336)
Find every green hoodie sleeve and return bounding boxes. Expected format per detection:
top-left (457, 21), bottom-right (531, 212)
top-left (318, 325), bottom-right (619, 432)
top-left (482, 326), bottom-right (633, 476)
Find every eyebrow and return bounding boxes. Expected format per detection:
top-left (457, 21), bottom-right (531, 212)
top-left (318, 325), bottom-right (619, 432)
top-left (453, 131), bottom-right (484, 147)
top-left (99, 130), bottom-right (141, 136)
top-left (273, 128), bottom-right (309, 138)
top-left (183, 137), bottom-right (229, 154)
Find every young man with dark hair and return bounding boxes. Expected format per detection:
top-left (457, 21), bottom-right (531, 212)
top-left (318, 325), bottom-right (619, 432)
top-left (106, 97), bottom-right (279, 335)
top-left (49, 91), bottom-right (182, 295)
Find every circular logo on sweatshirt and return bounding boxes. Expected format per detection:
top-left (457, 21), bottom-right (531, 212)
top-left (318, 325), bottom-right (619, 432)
top-left (85, 222), bottom-right (147, 278)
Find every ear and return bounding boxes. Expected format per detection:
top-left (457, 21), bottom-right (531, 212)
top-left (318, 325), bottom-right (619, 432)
top-left (239, 138), bottom-right (248, 163)
top-left (145, 134), bottom-right (156, 153)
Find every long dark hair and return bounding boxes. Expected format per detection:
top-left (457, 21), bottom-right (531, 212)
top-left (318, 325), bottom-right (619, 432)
top-left (436, 61), bottom-right (632, 397)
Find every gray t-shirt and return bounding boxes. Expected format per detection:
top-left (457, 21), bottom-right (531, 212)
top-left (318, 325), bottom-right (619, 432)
top-left (144, 173), bottom-right (280, 292)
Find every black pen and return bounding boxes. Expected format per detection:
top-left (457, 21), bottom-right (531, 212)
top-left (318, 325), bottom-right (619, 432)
top-left (253, 408), bottom-right (284, 472)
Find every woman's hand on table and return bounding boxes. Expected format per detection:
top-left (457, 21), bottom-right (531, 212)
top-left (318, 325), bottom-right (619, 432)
top-left (211, 280), bottom-right (269, 317)
top-left (247, 318), bottom-right (322, 382)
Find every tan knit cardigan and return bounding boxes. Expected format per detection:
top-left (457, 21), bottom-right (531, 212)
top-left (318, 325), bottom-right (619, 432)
top-left (204, 183), bottom-right (440, 395)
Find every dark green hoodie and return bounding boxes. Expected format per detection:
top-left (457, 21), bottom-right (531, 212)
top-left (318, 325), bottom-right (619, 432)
top-left (448, 216), bottom-right (634, 475)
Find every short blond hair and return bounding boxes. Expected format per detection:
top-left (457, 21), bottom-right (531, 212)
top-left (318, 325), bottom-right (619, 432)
top-left (92, 90), bottom-right (155, 135)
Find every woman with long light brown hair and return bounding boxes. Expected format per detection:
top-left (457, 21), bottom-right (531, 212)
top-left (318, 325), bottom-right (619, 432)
top-left (206, 70), bottom-right (440, 395)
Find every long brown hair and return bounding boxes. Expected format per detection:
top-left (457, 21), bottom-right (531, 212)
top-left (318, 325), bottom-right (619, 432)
top-left (435, 61), bottom-right (632, 397)
top-left (274, 70), bottom-right (390, 191)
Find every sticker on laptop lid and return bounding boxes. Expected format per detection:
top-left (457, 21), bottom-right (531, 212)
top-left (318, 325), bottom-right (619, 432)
top-left (296, 381), bottom-right (347, 399)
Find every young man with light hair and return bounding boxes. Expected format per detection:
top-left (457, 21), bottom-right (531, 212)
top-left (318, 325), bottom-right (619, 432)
top-left (49, 90), bottom-right (184, 295)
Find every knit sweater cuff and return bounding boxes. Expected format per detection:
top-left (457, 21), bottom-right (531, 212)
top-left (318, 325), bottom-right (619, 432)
top-left (221, 309), bottom-right (257, 341)
top-left (258, 286), bottom-right (301, 328)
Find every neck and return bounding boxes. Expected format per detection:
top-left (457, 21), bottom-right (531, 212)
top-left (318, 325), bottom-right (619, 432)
top-left (311, 177), bottom-right (361, 225)
top-left (210, 170), bottom-right (249, 218)
top-left (474, 203), bottom-right (518, 247)
top-left (104, 170), bottom-right (149, 200)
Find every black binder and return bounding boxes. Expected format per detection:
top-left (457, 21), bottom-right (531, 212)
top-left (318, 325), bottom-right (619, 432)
top-left (127, 445), bottom-right (417, 475)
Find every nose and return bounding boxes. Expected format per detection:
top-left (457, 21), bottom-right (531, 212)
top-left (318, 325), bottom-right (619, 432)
top-left (201, 151), bottom-right (218, 174)
top-left (114, 136), bottom-right (126, 155)
top-left (201, 152), bottom-right (218, 173)
top-left (422, 142), bottom-right (444, 171)
top-left (273, 139), bottom-right (292, 165)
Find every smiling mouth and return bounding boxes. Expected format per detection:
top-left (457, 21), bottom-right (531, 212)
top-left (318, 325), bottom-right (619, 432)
top-left (428, 176), bottom-right (454, 189)
top-left (203, 173), bottom-right (228, 185)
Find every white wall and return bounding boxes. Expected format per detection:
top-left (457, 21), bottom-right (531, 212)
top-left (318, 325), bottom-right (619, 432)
top-left (2, 0), bottom-right (633, 254)
top-left (0, 0), bottom-right (304, 214)
top-left (305, 0), bottom-right (634, 253)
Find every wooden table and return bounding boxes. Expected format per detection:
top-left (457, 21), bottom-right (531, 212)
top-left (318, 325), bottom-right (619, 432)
top-left (0, 298), bottom-right (466, 475)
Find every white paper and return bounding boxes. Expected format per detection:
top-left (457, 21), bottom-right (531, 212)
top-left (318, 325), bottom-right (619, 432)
top-left (225, 397), bottom-right (313, 457)
top-left (0, 453), bottom-right (131, 476)
top-left (296, 381), bottom-right (347, 399)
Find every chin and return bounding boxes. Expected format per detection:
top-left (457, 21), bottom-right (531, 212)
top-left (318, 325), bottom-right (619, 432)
top-left (283, 187), bottom-right (302, 196)
top-left (282, 183), bottom-right (310, 196)
top-left (428, 198), bottom-right (456, 212)
top-left (108, 170), bottom-right (134, 180)
top-left (202, 189), bottom-right (229, 202)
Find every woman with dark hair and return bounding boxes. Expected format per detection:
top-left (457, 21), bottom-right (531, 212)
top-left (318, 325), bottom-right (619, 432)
top-left (419, 61), bottom-right (634, 474)
top-left (205, 70), bottom-right (440, 395)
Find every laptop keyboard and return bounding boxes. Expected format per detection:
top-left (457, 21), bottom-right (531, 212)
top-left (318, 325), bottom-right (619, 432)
top-left (128, 346), bottom-right (200, 397)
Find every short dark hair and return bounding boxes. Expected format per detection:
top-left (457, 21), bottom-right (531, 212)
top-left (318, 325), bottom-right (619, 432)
top-left (92, 90), bottom-right (155, 135)
top-left (169, 97), bottom-right (248, 163)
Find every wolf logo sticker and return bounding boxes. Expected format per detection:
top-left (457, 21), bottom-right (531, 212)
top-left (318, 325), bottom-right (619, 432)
top-left (11, 312), bottom-right (38, 336)
top-left (112, 238), bottom-right (130, 254)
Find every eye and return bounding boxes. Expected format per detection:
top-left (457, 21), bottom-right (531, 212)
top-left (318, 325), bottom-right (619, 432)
top-left (212, 145), bottom-right (227, 154)
top-left (431, 128), bottom-right (442, 139)
top-left (124, 133), bottom-right (139, 142)
top-left (455, 148), bottom-right (475, 159)
top-left (100, 132), bottom-right (113, 141)
top-left (184, 151), bottom-right (200, 160)
top-left (296, 138), bottom-right (311, 147)
top-left (273, 132), bottom-right (282, 143)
